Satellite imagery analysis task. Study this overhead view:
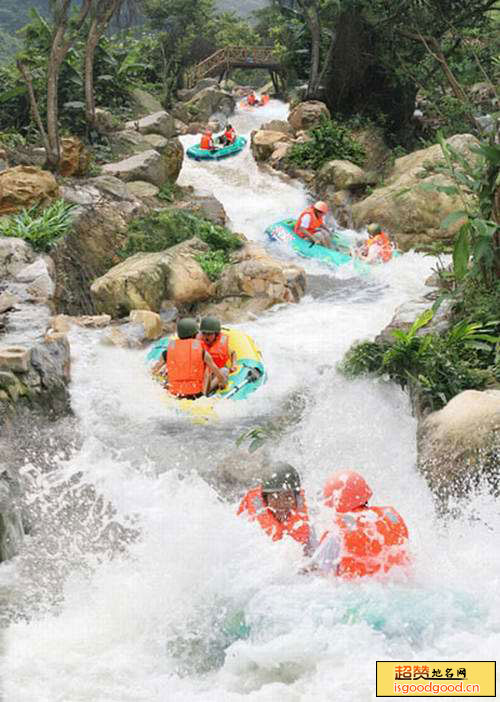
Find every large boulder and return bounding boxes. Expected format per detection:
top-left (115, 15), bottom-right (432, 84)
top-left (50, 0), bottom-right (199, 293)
top-left (101, 150), bottom-right (171, 187)
top-left (0, 237), bottom-right (35, 277)
top-left (125, 111), bottom-right (177, 139)
top-left (161, 137), bottom-right (184, 183)
top-left (90, 238), bottom-right (212, 317)
top-left (59, 137), bottom-right (90, 177)
top-left (0, 334), bottom-right (71, 427)
top-left (251, 130), bottom-right (291, 162)
top-left (288, 101), bottom-right (330, 131)
top-left (50, 195), bottom-right (141, 315)
top-left (351, 126), bottom-right (392, 173)
top-left (185, 88), bottom-right (235, 121)
top-left (109, 129), bottom-right (155, 159)
top-left (177, 78), bottom-right (219, 102)
top-left (173, 193), bottom-right (227, 227)
top-left (351, 134), bottom-right (479, 250)
top-left (261, 120), bottom-right (295, 136)
top-left (314, 159), bottom-right (375, 192)
top-left (417, 389), bottom-right (500, 500)
top-left (196, 242), bottom-right (306, 322)
top-left (129, 88), bottom-right (164, 117)
top-left (0, 166), bottom-right (59, 216)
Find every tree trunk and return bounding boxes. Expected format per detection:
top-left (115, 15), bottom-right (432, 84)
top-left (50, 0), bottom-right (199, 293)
top-left (84, 18), bottom-right (100, 129)
top-left (297, 0), bottom-right (321, 98)
top-left (46, 24), bottom-right (68, 170)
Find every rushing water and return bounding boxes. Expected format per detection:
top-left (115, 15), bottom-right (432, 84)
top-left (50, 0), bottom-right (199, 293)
top-left (2, 101), bottom-right (499, 701)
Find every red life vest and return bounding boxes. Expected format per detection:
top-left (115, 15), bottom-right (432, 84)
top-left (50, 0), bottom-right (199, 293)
top-left (199, 333), bottom-right (229, 369)
top-left (321, 506), bottom-right (409, 579)
top-left (237, 486), bottom-right (311, 546)
top-left (225, 128), bottom-right (236, 144)
top-left (166, 338), bottom-right (205, 397)
top-left (247, 94), bottom-right (256, 106)
top-left (366, 232), bottom-right (392, 262)
top-left (200, 134), bottom-right (213, 150)
top-left (294, 206), bottom-right (324, 239)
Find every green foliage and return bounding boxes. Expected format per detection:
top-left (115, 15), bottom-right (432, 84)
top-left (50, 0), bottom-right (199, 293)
top-left (340, 309), bottom-right (499, 412)
top-left (0, 199), bottom-right (76, 251)
top-left (157, 182), bottom-right (182, 203)
top-left (424, 134), bottom-right (500, 289)
top-left (195, 250), bottom-right (228, 281)
top-left (286, 117), bottom-right (366, 170)
top-left (119, 210), bottom-right (243, 261)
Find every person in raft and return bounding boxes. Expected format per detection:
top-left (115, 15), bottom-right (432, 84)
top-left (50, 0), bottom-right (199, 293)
top-left (294, 200), bottom-right (335, 249)
top-left (198, 316), bottom-right (237, 393)
top-left (247, 91), bottom-right (259, 106)
top-left (153, 317), bottom-right (226, 400)
top-left (200, 128), bottom-right (217, 151)
top-left (355, 223), bottom-right (394, 263)
top-left (217, 123), bottom-right (236, 146)
top-left (309, 470), bottom-right (409, 578)
top-left (238, 462), bottom-right (317, 556)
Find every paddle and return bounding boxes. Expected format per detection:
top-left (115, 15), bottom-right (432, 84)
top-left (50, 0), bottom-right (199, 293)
top-left (224, 366), bottom-right (263, 399)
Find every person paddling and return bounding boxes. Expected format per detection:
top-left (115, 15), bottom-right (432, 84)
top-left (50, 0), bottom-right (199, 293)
top-left (218, 124), bottom-right (236, 146)
top-left (309, 470), bottom-right (409, 578)
top-left (238, 463), bottom-right (317, 556)
top-left (294, 201), bottom-right (335, 249)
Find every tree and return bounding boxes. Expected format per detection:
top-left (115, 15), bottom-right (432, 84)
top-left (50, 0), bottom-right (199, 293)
top-left (84, 0), bottom-right (125, 129)
top-left (17, 0), bottom-right (93, 169)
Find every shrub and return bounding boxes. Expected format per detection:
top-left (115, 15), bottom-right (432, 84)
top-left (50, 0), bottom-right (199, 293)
top-left (0, 199), bottom-right (76, 251)
top-left (286, 117), bottom-right (366, 171)
top-left (119, 210), bottom-right (243, 279)
top-left (195, 250), bottom-right (228, 281)
top-left (339, 310), bottom-right (499, 412)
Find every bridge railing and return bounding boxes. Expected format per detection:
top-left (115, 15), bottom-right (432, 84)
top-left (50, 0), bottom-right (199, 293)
top-left (185, 46), bottom-right (279, 87)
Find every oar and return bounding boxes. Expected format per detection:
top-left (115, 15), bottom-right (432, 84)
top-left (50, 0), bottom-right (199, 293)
top-left (224, 366), bottom-right (263, 399)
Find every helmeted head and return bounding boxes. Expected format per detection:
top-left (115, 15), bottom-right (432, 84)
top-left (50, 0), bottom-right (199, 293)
top-left (204, 128), bottom-right (212, 135)
top-left (177, 317), bottom-right (199, 339)
top-left (261, 462), bottom-right (301, 521)
top-left (262, 462), bottom-right (301, 494)
top-left (313, 201), bottom-right (328, 214)
top-left (200, 316), bottom-right (221, 335)
top-left (226, 124), bottom-right (232, 130)
top-left (367, 223), bottom-right (382, 235)
top-left (323, 470), bottom-right (372, 513)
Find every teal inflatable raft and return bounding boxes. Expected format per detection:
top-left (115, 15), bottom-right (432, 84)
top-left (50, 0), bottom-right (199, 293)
top-left (187, 136), bottom-right (247, 162)
top-left (266, 218), bottom-right (399, 269)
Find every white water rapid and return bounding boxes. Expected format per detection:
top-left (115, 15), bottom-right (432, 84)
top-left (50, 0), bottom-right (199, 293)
top-left (2, 101), bottom-right (499, 702)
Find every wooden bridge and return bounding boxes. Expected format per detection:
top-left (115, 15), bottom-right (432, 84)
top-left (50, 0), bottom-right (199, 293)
top-left (185, 46), bottom-right (285, 91)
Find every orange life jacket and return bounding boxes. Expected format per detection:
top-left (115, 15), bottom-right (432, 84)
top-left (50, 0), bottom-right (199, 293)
top-left (321, 506), bottom-right (409, 579)
top-left (200, 134), bottom-right (213, 150)
top-left (225, 127), bottom-right (236, 144)
top-left (294, 206), bottom-right (324, 239)
top-left (366, 231), bottom-right (392, 262)
top-left (199, 333), bottom-right (229, 369)
top-left (238, 486), bottom-right (311, 546)
top-left (166, 338), bottom-right (205, 397)
top-left (247, 94), bottom-right (256, 106)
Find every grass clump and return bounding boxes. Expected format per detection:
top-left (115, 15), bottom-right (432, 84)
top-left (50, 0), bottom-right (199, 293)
top-left (119, 210), bottom-right (243, 279)
top-left (0, 199), bottom-right (76, 251)
top-left (286, 117), bottom-right (366, 171)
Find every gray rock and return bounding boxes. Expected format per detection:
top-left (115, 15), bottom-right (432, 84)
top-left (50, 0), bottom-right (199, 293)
top-left (125, 111), bottom-right (177, 139)
top-left (126, 181), bottom-right (160, 198)
top-left (129, 88), bottom-right (164, 117)
top-left (88, 175), bottom-right (136, 201)
top-left (143, 134), bottom-right (168, 151)
top-left (0, 237), bottom-right (35, 277)
top-left (0, 292), bottom-right (17, 314)
top-left (101, 150), bottom-right (169, 187)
